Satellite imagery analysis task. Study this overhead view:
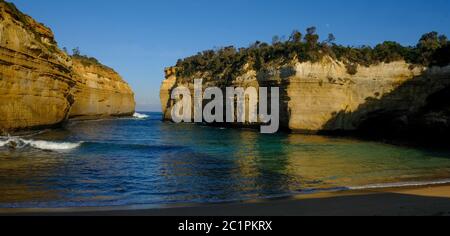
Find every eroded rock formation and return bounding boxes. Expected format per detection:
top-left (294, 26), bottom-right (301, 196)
top-left (0, 1), bottom-right (73, 132)
top-left (161, 57), bottom-right (450, 138)
top-left (69, 58), bottom-right (135, 119)
top-left (0, 1), bottom-right (135, 132)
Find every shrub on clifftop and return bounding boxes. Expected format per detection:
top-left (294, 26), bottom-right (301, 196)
top-left (175, 28), bottom-right (450, 77)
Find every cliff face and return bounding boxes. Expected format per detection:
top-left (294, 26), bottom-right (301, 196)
top-left (0, 1), bottom-right (73, 132)
top-left (69, 58), bottom-right (135, 119)
top-left (161, 57), bottom-right (450, 136)
top-left (0, 1), bottom-right (135, 132)
top-left (160, 67), bottom-right (177, 121)
top-left (285, 59), bottom-right (450, 135)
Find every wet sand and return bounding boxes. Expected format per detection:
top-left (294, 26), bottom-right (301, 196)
top-left (2, 184), bottom-right (450, 216)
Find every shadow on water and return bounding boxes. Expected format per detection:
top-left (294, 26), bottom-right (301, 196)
top-left (230, 131), bottom-right (294, 197)
top-left (0, 149), bottom-right (65, 204)
top-left (155, 123), bottom-right (296, 202)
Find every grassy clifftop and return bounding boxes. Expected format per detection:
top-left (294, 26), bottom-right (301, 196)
top-left (72, 54), bottom-right (113, 70)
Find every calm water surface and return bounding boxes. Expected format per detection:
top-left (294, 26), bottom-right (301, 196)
top-left (1, 112), bottom-right (450, 208)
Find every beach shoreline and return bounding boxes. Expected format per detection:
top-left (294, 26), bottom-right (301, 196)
top-left (2, 184), bottom-right (450, 216)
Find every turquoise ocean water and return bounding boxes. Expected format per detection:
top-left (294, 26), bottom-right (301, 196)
top-left (1, 112), bottom-right (450, 208)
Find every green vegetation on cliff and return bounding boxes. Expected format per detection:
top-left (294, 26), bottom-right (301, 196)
top-left (1, 1), bottom-right (27, 25)
top-left (0, 0), bottom-right (58, 52)
top-left (68, 47), bottom-right (113, 70)
top-left (175, 28), bottom-right (450, 78)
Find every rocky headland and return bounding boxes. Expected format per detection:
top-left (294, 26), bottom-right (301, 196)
top-left (0, 1), bottom-right (135, 133)
top-left (161, 28), bottom-right (450, 145)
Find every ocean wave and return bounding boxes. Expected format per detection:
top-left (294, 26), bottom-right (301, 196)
top-left (289, 179), bottom-right (450, 196)
top-left (133, 112), bottom-right (150, 119)
top-left (81, 141), bottom-right (187, 152)
top-left (348, 179), bottom-right (450, 190)
top-left (0, 137), bottom-right (82, 151)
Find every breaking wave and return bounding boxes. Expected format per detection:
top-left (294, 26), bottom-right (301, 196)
top-left (133, 112), bottom-right (150, 119)
top-left (0, 137), bottom-right (82, 151)
top-left (348, 179), bottom-right (450, 190)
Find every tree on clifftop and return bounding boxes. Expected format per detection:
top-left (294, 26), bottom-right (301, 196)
top-left (416, 32), bottom-right (446, 65)
top-left (289, 30), bottom-right (303, 43)
top-left (305, 27), bottom-right (319, 48)
top-left (174, 28), bottom-right (450, 79)
top-left (72, 47), bottom-right (81, 56)
top-left (373, 41), bottom-right (406, 63)
top-left (325, 33), bottom-right (336, 45)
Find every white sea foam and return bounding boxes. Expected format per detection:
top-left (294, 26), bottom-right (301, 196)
top-left (349, 179), bottom-right (450, 190)
top-left (133, 112), bottom-right (149, 119)
top-left (24, 140), bottom-right (82, 151)
top-left (0, 140), bottom-right (8, 147)
top-left (0, 137), bottom-right (82, 151)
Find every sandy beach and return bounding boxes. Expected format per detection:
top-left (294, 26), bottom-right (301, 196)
top-left (2, 184), bottom-right (450, 216)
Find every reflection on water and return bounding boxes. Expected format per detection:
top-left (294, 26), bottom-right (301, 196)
top-left (1, 112), bottom-right (450, 208)
top-left (0, 150), bottom-right (63, 204)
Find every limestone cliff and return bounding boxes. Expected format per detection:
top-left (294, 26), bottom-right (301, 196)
top-left (161, 57), bottom-right (450, 139)
top-left (69, 58), bottom-right (135, 119)
top-left (160, 67), bottom-right (177, 121)
top-left (0, 1), bottom-right (73, 132)
top-left (0, 1), bottom-right (135, 132)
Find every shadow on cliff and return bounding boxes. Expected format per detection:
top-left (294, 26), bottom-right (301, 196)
top-left (256, 65), bottom-right (294, 131)
top-left (320, 66), bottom-right (450, 147)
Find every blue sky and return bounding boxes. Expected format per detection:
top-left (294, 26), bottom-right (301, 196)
top-left (9, 0), bottom-right (450, 111)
